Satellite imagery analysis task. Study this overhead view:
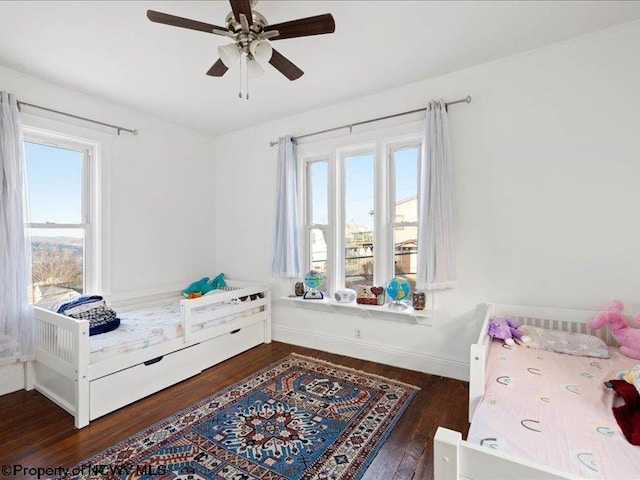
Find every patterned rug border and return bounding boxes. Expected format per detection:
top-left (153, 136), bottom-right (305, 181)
top-left (288, 352), bottom-right (421, 391)
top-left (72, 353), bottom-right (420, 478)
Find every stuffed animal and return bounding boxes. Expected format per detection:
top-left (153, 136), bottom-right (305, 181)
top-left (183, 273), bottom-right (226, 298)
top-left (589, 301), bottom-right (640, 360)
top-left (488, 316), bottom-right (531, 346)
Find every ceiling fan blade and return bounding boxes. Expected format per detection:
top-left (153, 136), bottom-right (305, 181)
top-left (263, 14), bottom-right (335, 41)
top-left (206, 59), bottom-right (229, 77)
top-left (259, 30), bottom-right (280, 40)
top-left (147, 10), bottom-right (227, 35)
top-left (269, 49), bottom-right (304, 81)
top-left (230, 0), bottom-right (253, 24)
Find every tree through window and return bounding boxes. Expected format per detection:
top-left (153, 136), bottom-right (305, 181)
top-left (24, 134), bottom-right (96, 305)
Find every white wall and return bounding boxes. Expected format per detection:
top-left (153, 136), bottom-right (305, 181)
top-left (212, 21), bottom-right (640, 380)
top-left (0, 65), bottom-right (218, 295)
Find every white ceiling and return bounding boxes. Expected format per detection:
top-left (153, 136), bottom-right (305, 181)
top-left (1, 1), bottom-right (639, 137)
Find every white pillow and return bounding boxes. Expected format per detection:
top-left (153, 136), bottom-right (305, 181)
top-left (519, 325), bottom-right (610, 359)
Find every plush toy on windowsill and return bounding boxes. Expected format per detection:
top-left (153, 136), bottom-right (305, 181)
top-left (488, 316), bottom-right (531, 346)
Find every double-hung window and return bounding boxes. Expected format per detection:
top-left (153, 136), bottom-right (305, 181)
top-left (305, 157), bottom-right (330, 291)
top-left (388, 143), bottom-right (420, 289)
top-left (301, 128), bottom-right (422, 296)
top-left (342, 150), bottom-right (376, 290)
top-left (24, 130), bottom-right (98, 305)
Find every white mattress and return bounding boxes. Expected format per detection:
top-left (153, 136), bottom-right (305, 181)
top-left (468, 339), bottom-right (640, 479)
top-left (89, 297), bottom-right (263, 363)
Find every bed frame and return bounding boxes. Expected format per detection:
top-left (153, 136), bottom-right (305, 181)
top-left (25, 280), bottom-right (271, 428)
top-left (434, 303), bottom-right (624, 480)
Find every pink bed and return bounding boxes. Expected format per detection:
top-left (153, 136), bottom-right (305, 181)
top-left (467, 339), bottom-right (640, 479)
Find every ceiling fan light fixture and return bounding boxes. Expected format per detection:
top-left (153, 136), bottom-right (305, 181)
top-left (218, 43), bottom-right (241, 68)
top-left (249, 39), bottom-right (273, 64)
top-left (247, 59), bottom-right (265, 78)
top-left (148, 1), bottom-right (337, 90)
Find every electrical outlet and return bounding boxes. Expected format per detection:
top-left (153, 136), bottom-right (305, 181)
top-left (355, 328), bottom-right (362, 339)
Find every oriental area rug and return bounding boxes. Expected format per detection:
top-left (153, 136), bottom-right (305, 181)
top-left (65, 353), bottom-right (419, 480)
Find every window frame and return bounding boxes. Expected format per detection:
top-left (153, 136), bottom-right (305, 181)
top-left (23, 127), bottom-right (101, 299)
top-left (299, 122), bottom-right (423, 295)
top-left (387, 141), bottom-right (422, 283)
top-left (339, 145), bottom-right (377, 290)
top-left (303, 155), bottom-right (331, 292)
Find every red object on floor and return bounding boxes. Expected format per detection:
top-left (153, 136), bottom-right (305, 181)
top-left (608, 379), bottom-right (640, 445)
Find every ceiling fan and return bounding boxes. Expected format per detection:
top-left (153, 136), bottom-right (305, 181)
top-left (146, 0), bottom-right (335, 84)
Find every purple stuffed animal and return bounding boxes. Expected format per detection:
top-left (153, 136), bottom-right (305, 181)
top-left (488, 316), bottom-right (531, 346)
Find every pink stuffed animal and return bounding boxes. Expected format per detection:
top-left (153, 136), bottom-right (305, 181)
top-left (589, 301), bottom-right (640, 360)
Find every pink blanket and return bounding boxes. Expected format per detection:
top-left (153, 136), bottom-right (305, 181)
top-left (468, 339), bottom-right (640, 478)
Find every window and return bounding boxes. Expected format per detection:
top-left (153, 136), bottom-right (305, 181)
top-left (305, 159), bottom-right (330, 291)
top-left (24, 131), bottom-right (98, 305)
top-left (301, 130), bottom-right (421, 296)
top-left (389, 144), bottom-right (420, 292)
top-left (343, 152), bottom-right (375, 289)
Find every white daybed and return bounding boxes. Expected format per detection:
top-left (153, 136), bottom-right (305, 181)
top-left (434, 303), bottom-right (639, 480)
top-left (27, 280), bottom-right (271, 428)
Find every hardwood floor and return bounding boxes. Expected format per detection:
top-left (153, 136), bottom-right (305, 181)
top-left (0, 342), bottom-right (469, 479)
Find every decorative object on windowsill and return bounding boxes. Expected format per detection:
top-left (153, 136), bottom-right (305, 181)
top-left (303, 270), bottom-right (324, 300)
top-left (334, 288), bottom-right (357, 303)
top-left (386, 277), bottom-right (411, 310)
top-left (356, 286), bottom-right (385, 306)
top-left (294, 281), bottom-right (304, 297)
top-left (413, 291), bottom-right (426, 311)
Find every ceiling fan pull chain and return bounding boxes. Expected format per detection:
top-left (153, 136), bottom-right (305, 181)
top-left (238, 57), bottom-right (242, 99)
top-left (246, 59), bottom-right (250, 100)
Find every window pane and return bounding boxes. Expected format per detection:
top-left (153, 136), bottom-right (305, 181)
top-left (25, 141), bottom-right (83, 224)
top-left (344, 154), bottom-right (374, 289)
top-left (309, 228), bottom-right (328, 292)
top-left (393, 147), bottom-right (419, 223)
top-left (308, 161), bottom-right (328, 225)
top-left (28, 228), bottom-right (84, 305)
top-left (394, 225), bottom-right (417, 294)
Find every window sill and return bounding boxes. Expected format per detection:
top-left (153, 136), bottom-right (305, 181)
top-left (280, 296), bottom-right (435, 326)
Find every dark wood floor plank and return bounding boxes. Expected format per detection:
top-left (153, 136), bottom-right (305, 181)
top-left (392, 376), bottom-right (453, 480)
top-left (0, 342), bottom-right (469, 479)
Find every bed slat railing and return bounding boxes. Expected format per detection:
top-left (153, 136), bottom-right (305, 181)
top-left (181, 284), bottom-right (270, 344)
top-left (498, 305), bottom-right (620, 347)
top-left (33, 307), bottom-right (85, 380)
top-left (33, 306), bottom-right (90, 427)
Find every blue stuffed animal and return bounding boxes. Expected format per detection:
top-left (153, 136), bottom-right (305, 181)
top-left (183, 273), bottom-right (226, 298)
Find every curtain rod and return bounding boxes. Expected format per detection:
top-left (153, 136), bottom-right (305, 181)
top-left (269, 95), bottom-right (471, 147)
top-left (17, 101), bottom-right (138, 136)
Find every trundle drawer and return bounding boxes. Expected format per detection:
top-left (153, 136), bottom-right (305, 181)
top-left (193, 320), bottom-right (265, 371)
top-left (90, 344), bottom-right (201, 420)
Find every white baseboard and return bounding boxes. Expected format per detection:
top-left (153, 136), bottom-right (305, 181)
top-left (0, 362), bottom-right (25, 396)
top-left (273, 325), bottom-right (469, 381)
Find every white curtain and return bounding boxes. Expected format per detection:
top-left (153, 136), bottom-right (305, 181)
top-left (0, 91), bottom-right (33, 363)
top-left (271, 135), bottom-right (300, 277)
top-left (416, 99), bottom-right (457, 290)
